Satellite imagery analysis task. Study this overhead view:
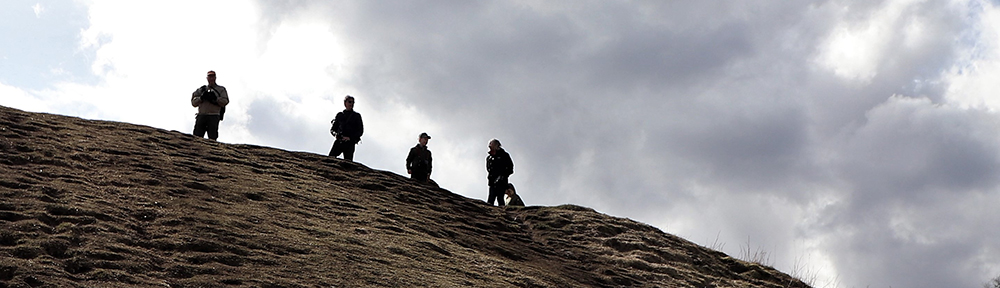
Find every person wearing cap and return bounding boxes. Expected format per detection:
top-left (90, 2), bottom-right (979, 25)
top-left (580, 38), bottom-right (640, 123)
top-left (329, 95), bottom-right (364, 161)
top-left (406, 132), bottom-right (433, 183)
top-left (486, 138), bottom-right (514, 206)
top-left (504, 183), bottom-right (525, 207)
top-left (190, 70), bottom-right (229, 140)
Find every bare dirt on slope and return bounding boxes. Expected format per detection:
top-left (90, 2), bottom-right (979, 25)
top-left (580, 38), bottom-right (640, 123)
top-left (0, 105), bottom-right (810, 288)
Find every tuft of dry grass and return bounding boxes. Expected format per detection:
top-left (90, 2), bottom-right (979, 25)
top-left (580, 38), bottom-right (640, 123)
top-left (739, 236), bottom-right (773, 266)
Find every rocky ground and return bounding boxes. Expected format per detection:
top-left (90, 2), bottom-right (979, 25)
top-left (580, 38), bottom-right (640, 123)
top-left (0, 105), bottom-right (810, 287)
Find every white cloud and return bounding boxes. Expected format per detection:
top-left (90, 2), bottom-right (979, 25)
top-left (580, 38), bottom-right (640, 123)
top-left (5, 1), bottom-right (1000, 287)
top-left (945, 2), bottom-right (1000, 109)
top-left (816, 0), bottom-right (953, 83)
top-left (0, 82), bottom-right (47, 112)
top-left (32, 3), bottom-right (43, 18)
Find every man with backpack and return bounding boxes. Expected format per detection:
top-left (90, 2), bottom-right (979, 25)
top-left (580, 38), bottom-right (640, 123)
top-left (190, 70), bottom-right (229, 140)
top-left (406, 132), bottom-right (433, 183)
top-left (329, 95), bottom-right (364, 161)
top-left (486, 138), bottom-right (514, 206)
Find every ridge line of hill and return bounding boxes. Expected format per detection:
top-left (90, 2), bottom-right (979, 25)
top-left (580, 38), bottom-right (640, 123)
top-left (0, 105), bottom-right (810, 287)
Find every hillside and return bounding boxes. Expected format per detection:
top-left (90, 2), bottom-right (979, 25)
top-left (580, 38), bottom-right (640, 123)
top-left (0, 105), bottom-right (810, 287)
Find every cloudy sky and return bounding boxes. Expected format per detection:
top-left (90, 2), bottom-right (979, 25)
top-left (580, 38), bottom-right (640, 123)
top-left (4, 0), bottom-right (1000, 286)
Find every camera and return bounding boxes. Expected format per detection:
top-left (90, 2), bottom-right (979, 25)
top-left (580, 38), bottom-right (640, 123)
top-left (201, 89), bottom-right (218, 104)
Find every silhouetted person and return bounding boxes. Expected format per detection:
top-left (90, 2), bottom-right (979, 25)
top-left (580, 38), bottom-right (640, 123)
top-left (505, 183), bottom-right (525, 207)
top-left (486, 138), bottom-right (514, 206)
top-left (329, 95), bottom-right (364, 161)
top-left (191, 70), bottom-right (229, 140)
top-left (406, 132), bottom-right (433, 183)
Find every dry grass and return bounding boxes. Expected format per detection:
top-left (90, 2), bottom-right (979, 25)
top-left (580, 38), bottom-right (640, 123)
top-left (0, 105), bottom-right (810, 287)
top-left (738, 236), bottom-right (773, 267)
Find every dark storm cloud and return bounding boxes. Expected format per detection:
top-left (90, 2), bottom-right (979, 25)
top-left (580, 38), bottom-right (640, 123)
top-left (262, 1), bottom-right (786, 206)
top-left (666, 103), bottom-right (812, 190)
top-left (828, 97), bottom-right (1000, 287)
top-left (306, 1), bottom-right (776, 197)
top-left (251, 1), bottom-right (1000, 287)
top-left (840, 97), bottom-right (1000, 201)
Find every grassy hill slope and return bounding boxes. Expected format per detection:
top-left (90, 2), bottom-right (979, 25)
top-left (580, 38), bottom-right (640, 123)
top-left (0, 105), bottom-right (809, 287)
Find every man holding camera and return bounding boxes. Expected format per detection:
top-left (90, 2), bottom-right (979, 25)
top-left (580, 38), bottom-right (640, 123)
top-left (191, 70), bottom-right (229, 140)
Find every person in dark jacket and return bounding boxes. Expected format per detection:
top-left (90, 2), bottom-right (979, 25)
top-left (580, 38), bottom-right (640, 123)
top-left (505, 183), bottom-right (525, 207)
top-left (406, 132), bottom-right (433, 183)
top-left (486, 138), bottom-right (514, 206)
top-left (329, 95), bottom-right (364, 161)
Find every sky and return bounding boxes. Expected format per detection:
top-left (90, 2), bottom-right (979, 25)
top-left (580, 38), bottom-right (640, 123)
top-left (3, 0), bottom-right (1000, 287)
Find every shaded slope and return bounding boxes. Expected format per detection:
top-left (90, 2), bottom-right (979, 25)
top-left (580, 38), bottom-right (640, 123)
top-left (0, 105), bottom-right (809, 287)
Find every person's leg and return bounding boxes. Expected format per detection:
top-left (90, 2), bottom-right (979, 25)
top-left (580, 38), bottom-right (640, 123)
top-left (193, 115), bottom-right (207, 138)
top-left (342, 143), bottom-right (356, 161)
top-left (487, 186), bottom-right (498, 205)
top-left (495, 180), bottom-right (507, 206)
top-left (412, 170), bottom-right (428, 182)
top-left (329, 140), bottom-right (343, 157)
top-left (488, 184), bottom-right (506, 206)
top-left (495, 186), bottom-right (506, 207)
top-left (206, 115), bottom-right (221, 140)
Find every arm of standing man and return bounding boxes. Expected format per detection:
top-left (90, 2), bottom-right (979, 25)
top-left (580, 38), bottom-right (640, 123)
top-left (344, 113), bottom-right (364, 143)
top-left (406, 147), bottom-right (416, 174)
top-left (486, 156), bottom-right (494, 183)
top-left (331, 112), bottom-right (344, 138)
top-left (191, 87), bottom-right (203, 107)
top-left (354, 113), bottom-right (364, 141)
top-left (503, 151), bottom-right (514, 177)
top-left (215, 86), bottom-right (229, 107)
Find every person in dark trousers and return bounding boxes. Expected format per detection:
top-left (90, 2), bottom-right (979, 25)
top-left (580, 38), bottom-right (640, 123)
top-left (504, 183), bottom-right (525, 207)
top-left (190, 70), bottom-right (229, 140)
top-left (486, 138), bottom-right (514, 206)
top-left (329, 95), bottom-right (364, 161)
top-left (406, 132), bottom-right (433, 183)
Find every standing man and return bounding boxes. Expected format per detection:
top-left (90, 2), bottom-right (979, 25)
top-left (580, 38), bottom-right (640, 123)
top-left (191, 70), bottom-right (229, 140)
top-left (329, 95), bottom-right (364, 161)
top-left (406, 132), bottom-right (433, 183)
top-left (486, 138), bottom-right (514, 206)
